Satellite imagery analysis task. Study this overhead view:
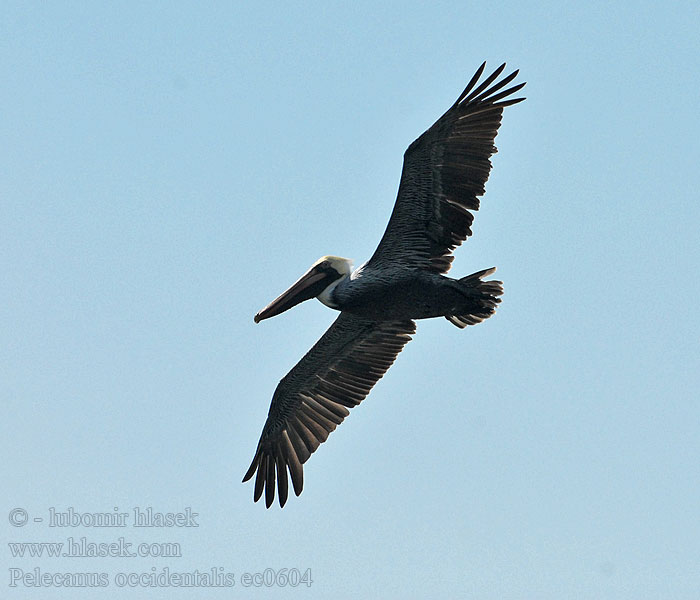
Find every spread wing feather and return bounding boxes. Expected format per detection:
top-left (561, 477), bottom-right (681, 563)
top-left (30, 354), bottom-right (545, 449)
top-left (366, 62), bottom-right (525, 274)
top-left (243, 312), bottom-right (415, 507)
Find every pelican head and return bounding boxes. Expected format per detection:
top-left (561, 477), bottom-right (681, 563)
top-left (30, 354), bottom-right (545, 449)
top-left (254, 256), bottom-right (353, 323)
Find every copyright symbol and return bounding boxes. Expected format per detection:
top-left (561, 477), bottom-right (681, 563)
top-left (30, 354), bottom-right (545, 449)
top-left (9, 508), bottom-right (28, 527)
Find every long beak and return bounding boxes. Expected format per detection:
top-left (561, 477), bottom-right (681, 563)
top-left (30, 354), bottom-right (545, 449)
top-left (254, 266), bottom-right (335, 323)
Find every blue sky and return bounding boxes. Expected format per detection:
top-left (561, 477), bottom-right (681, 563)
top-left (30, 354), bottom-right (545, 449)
top-left (2, 1), bottom-right (699, 598)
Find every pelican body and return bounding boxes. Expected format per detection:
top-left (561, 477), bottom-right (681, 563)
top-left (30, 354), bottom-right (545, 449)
top-left (244, 63), bottom-right (525, 507)
top-left (255, 257), bottom-right (501, 327)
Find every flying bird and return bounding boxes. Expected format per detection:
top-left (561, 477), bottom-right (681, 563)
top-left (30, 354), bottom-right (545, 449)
top-left (243, 62), bottom-right (525, 507)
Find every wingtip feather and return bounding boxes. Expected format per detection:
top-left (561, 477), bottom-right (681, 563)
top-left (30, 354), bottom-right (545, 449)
top-left (242, 450), bottom-right (259, 483)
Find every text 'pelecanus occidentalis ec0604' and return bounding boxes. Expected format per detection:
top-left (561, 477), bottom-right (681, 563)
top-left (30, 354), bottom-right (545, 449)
top-left (243, 62), bottom-right (525, 507)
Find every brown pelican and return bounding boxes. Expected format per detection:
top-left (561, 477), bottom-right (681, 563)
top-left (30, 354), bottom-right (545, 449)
top-left (244, 62), bottom-right (525, 507)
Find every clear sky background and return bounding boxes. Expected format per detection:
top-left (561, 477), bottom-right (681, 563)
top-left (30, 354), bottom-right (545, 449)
top-left (2, 2), bottom-right (699, 598)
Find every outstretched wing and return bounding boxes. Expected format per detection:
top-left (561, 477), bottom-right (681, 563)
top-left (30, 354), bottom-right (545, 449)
top-left (366, 62), bottom-right (525, 274)
top-left (243, 312), bottom-right (415, 508)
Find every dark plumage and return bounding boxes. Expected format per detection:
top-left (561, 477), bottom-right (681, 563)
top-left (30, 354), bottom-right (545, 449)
top-left (244, 63), bottom-right (525, 507)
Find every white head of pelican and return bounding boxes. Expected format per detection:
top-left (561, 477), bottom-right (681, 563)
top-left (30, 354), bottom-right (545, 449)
top-left (253, 256), bottom-right (353, 323)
